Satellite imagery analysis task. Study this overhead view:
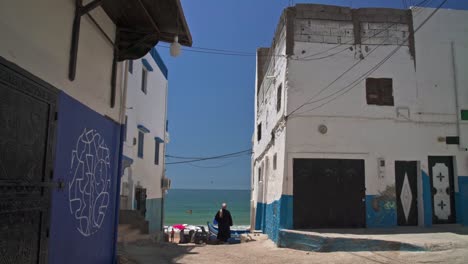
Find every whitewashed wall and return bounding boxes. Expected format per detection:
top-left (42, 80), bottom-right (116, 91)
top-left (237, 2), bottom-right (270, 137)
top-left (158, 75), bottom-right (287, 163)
top-left (283, 7), bottom-right (468, 197)
top-left (122, 54), bottom-right (168, 202)
top-left (0, 0), bottom-right (123, 123)
top-left (253, 20), bottom-right (288, 205)
top-left (413, 7), bottom-right (468, 168)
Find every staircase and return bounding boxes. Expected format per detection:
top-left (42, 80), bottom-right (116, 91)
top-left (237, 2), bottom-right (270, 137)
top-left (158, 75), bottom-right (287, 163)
top-left (118, 210), bottom-right (150, 243)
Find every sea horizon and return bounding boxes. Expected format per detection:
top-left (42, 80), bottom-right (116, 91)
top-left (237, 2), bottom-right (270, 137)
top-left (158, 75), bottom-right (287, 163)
top-left (164, 189), bottom-right (251, 227)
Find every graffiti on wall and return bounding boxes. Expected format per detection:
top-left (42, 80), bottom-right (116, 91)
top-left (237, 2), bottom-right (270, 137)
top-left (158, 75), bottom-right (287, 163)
top-left (367, 185), bottom-right (397, 227)
top-left (69, 128), bottom-right (111, 237)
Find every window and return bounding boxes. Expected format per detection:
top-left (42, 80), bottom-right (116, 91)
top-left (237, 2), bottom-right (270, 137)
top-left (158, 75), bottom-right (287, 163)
top-left (137, 131), bottom-right (144, 158)
top-left (141, 68), bottom-right (148, 94)
top-left (128, 60), bottom-right (133, 74)
top-left (366, 78), bottom-right (394, 106)
top-left (257, 123), bottom-right (262, 142)
top-left (276, 84), bottom-right (282, 112)
top-left (258, 167), bottom-right (262, 182)
top-left (124, 115), bottom-right (128, 142)
top-left (273, 153), bottom-right (277, 170)
top-left (154, 138), bottom-right (161, 165)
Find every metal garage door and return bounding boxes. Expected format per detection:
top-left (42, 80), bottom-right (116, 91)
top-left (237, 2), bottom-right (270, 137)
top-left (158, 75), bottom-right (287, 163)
top-left (293, 158), bottom-right (366, 229)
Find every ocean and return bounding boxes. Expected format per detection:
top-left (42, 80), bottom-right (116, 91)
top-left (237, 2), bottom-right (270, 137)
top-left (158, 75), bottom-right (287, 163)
top-left (164, 189), bottom-right (251, 228)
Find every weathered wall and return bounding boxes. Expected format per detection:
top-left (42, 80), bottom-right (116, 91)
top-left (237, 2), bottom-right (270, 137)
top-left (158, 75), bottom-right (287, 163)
top-left (0, 0), bottom-right (123, 123)
top-left (284, 5), bottom-right (468, 228)
top-left (254, 4), bottom-right (468, 238)
top-left (413, 7), bottom-right (468, 226)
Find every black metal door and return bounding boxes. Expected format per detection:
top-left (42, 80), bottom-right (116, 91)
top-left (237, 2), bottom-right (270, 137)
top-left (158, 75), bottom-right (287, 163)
top-left (428, 156), bottom-right (456, 224)
top-left (0, 58), bottom-right (58, 263)
top-left (293, 159), bottom-right (366, 229)
top-left (135, 187), bottom-right (147, 217)
top-left (395, 161), bottom-right (418, 226)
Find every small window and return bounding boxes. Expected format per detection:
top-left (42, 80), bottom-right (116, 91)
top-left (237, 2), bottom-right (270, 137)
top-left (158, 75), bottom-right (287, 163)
top-left (273, 153), bottom-right (277, 170)
top-left (154, 139), bottom-right (160, 165)
top-left (366, 78), bottom-right (394, 106)
top-left (257, 123), bottom-right (262, 142)
top-left (141, 68), bottom-right (148, 94)
top-left (128, 60), bottom-right (133, 74)
top-left (258, 167), bottom-right (262, 182)
top-left (137, 131), bottom-right (144, 158)
top-left (276, 84), bottom-right (282, 112)
top-left (124, 115), bottom-right (128, 142)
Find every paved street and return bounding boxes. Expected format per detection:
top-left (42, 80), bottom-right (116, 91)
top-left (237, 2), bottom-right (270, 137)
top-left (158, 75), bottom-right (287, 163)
top-left (118, 233), bottom-right (468, 264)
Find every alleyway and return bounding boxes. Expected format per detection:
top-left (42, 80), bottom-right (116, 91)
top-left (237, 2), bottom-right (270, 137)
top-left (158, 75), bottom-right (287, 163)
top-left (118, 233), bottom-right (468, 264)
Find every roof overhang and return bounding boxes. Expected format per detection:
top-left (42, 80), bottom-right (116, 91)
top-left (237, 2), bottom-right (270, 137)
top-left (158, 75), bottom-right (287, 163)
top-left (102, 0), bottom-right (192, 61)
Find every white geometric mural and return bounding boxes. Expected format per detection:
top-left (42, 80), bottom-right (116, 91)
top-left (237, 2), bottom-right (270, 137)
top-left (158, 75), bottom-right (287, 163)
top-left (432, 163), bottom-right (450, 220)
top-left (69, 128), bottom-right (111, 237)
top-left (400, 172), bottom-right (413, 222)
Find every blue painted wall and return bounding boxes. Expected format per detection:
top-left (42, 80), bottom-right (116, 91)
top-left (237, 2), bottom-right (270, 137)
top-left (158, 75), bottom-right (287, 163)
top-left (422, 171), bottom-right (433, 227)
top-left (366, 195), bottom-right (397, 227)
top-left (458, 176), bottom-right (468, 226)
top-left (146, 198), bottom-right (163, 233)
top-left (255, 203), bottom-right (264, 230)
top-left (49, 92), bottom-right (121, 264)
top-left (256, 195), bottom-right (293, 243)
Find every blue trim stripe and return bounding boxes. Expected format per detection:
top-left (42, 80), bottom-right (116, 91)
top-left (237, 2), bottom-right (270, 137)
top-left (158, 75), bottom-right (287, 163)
top-left (458, 176), bottom-right (468, 226)
top-left (422, 170), bottom-right (433, 227)
top-left (150, 48), bottom-right (168, 79)
top-left (141, 58), bottom-right (154, 72)
top-left (137, 124), bottom-right (150, 133)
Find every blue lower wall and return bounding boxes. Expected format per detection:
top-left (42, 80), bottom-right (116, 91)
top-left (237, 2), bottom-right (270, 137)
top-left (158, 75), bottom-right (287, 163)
top-left (458, 176), bottom-right (468, 226)
top-left (422, 171), bottom-right (433, 227)
top-left (256, 195), bottom-right (293, 243)
top-left (366, 195), bottom-right (397, 227)
top-left (257, 174), bottom-right (468, 245)
top-left (146, 197), bottom-right (163, 233)
top-left (49, 92), bottom-right (122, 264)
top-left (255, 203), bottom-right (264, 231)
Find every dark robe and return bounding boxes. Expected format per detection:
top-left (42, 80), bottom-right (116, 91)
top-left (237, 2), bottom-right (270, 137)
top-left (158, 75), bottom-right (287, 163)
top-left (214, 209), bottom-right (233, 242)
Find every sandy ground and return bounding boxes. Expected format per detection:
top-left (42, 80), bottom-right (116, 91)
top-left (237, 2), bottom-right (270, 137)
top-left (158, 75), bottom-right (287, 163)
top-left (118, 237), bottom-right (468, 264)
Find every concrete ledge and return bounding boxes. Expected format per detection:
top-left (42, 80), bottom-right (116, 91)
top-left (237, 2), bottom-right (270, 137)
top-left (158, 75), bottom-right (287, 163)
top-left (278, 229), bottom-right (425, 252)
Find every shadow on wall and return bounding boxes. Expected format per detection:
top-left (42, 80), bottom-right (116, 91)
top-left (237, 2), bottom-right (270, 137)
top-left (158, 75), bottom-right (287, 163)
top-left (118, 242), bottom-right (197, 264)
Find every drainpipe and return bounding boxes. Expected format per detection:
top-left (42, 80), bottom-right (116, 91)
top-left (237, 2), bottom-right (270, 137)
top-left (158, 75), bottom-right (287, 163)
top-left (161, 83), bottom-right (169, 234)
top-left (450, 42), bottom-right (466, 151)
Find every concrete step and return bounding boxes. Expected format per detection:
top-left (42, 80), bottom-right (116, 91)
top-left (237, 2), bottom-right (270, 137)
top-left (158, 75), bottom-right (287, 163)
top-left (240, 233), bottom-right (269, 243)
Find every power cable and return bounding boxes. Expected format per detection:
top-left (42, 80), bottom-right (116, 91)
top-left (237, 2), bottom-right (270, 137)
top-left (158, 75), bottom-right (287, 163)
top-left (289, 0), bottom-right (447, 117)
top-left (165, 149), bottom-right (252, 165)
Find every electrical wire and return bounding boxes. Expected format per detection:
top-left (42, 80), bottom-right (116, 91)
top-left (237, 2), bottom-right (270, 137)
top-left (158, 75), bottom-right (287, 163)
top-left (289, 0), bottom-right (447, 117)
top-left (165, 149), bottom-right (252, 165)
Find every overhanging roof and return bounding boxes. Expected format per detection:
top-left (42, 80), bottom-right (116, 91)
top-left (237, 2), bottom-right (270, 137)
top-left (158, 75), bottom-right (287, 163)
top-left (102, 0), bottom-right (192, 61)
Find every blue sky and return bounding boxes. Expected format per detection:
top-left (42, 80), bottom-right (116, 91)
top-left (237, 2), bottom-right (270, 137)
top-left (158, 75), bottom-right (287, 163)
top-left (157, 0), bottom-right (468, 190)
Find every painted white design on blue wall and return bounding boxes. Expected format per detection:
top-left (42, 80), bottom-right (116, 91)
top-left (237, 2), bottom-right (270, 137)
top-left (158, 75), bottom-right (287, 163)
top-left (69, 128), bottom-right (111, 237)
top-left (432, 163), bottom-right (450, 220)
top-left (400, 173), bottom-right (412, 222)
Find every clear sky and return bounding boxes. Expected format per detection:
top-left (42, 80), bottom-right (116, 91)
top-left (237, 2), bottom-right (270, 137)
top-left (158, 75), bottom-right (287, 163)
top-left (157, 0), bottom-right (468, 190)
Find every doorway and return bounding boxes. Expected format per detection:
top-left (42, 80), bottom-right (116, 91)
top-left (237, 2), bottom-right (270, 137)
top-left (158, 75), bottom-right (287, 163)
top-left (395, 161), bottom-right (418, 226)
top-left (428, 156), bottom-right (456, 224)
top-left (0, 58), bottom-right (58, 263)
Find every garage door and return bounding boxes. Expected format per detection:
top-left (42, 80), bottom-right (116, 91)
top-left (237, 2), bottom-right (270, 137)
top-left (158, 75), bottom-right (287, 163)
top-left (293, 158), bottom-right (366, 229)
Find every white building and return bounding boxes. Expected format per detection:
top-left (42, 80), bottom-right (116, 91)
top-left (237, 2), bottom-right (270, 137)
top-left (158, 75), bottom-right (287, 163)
top-left (120, 48), bottom-right (170, 236)
top-left (0, 0), bottom-right (191, 262)
top-left (251, 4), bottom-right (468, 244)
